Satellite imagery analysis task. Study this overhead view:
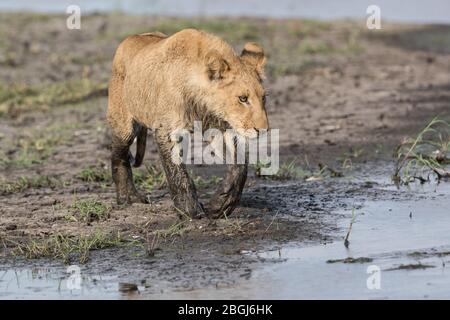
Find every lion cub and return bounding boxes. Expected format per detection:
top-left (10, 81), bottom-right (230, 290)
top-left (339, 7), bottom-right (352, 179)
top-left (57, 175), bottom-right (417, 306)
top-left (107, 29), bottom-right (268, 218)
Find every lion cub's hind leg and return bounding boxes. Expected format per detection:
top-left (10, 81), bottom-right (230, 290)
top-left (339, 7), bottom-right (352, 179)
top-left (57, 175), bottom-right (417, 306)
top-left (111, 127), bottom-right (148, 205)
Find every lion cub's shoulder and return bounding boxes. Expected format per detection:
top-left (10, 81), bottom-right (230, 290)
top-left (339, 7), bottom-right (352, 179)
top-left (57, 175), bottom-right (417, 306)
top-left (164, 28), bottom-right (237, 61)
top-left (113, 32), bottom-right (168, 74)
top-left (118, 32), bottom-right (168, 56)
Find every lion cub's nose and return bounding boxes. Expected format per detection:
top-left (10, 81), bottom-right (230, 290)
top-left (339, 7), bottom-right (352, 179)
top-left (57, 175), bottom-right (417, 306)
top-left (254, 113), bottom-right (269, 131)
top-left (254, 126), bottom-right (268, 137)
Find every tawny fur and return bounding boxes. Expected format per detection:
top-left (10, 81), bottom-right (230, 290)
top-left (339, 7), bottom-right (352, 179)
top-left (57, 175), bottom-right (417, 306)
top-left (107, 28), bottom-right (268, 142)
top-left (107, 29), bottom-right (269, 216)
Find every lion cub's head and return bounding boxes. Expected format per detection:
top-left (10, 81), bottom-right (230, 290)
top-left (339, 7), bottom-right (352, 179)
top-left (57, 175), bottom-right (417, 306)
top-left (200, 42), bottom-right (269, 138)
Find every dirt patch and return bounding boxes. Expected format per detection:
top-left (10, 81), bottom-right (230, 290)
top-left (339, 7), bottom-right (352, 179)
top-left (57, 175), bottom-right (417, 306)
top-left (385, 263), bottom-right (436, 271)
top-left (408, 250), bottom-right (450, 258)
top-left (326, 257), bottom-right (373, 264)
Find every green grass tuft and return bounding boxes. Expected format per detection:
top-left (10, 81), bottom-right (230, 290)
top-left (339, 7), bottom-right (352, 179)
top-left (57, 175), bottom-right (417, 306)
top-left (71, 199), bottom-right (111, 223)
top-left (394, 116), bottom-right (450, 184)
top-left (191, 173), bottom-right (222, 189)
top-left (78, 166), bottom-right (112, 183)
top-left (9, 231), bottom-right (124, 264)
top-left (0, 79), bottom-right (107, 117)
top-left (134, 165), bottom-right (166, 192)
top-left (0, 175), bottom-right (62, 194)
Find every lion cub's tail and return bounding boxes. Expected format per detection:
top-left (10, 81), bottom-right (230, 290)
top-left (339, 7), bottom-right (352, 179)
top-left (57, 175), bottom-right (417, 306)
top-left (130, 127), bottom-right (147, 168)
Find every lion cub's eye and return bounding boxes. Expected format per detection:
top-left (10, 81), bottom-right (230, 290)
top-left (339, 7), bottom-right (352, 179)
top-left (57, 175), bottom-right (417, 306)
top-left (239, 96), bottom-right (248, 103)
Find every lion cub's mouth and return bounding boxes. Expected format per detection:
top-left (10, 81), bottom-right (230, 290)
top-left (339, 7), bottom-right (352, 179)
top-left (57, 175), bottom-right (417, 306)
top-left (209, 116), bottom-right (259, 139)
top-left (236, 128), bottom-right (259, 139)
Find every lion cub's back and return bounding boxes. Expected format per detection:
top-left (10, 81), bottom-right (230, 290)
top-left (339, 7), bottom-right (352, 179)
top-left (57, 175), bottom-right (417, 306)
top-left (112, 32), bottom-right (168, 77)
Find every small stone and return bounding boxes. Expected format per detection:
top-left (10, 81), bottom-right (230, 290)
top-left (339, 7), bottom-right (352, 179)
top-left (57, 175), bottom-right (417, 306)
top-left (6, 224), bottom-right (17, 231)
top-left (119, 283), bottom-right (138, 293)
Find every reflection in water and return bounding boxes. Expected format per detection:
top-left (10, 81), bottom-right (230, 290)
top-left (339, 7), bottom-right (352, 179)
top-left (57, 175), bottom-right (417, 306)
top-left (0, 268), bottom-right (121, 299)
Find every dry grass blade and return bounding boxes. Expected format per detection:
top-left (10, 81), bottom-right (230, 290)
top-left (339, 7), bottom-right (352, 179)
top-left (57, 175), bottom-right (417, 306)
top-left (344, 208), bottom-right (358, 248)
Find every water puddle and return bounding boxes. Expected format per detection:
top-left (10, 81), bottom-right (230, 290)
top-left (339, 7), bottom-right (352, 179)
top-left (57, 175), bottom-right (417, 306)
top-left (1, 0), bottom-right (450, 23)
top-left (1, 178), bottom-right (449, 299)
top-left (0, 267), bottom-right (126, 299)
top-left (243, 195), bottom-right (450, 299)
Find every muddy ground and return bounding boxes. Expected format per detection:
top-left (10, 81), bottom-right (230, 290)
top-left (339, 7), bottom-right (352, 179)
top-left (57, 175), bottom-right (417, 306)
top-left (0, 13), bottom-right (449, 297)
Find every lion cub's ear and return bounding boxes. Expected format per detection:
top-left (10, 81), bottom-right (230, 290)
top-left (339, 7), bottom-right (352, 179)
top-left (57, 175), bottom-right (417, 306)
top-left (241, 42), bottom-right (266, 79)
top-left (205, 50), bottom-right (230, 80)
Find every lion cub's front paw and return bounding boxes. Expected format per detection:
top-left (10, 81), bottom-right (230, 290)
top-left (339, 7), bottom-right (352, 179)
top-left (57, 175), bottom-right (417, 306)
top-left (204, 206), bottom-right (225, 219)
top-left (205, 199), bottom-right (238, 219)
top-left (173, 197), bottom-right (206, 219)
top-left (131, 192), bottom-right (149, 204)
top-left (116, 191), bottom-right (149, 205)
